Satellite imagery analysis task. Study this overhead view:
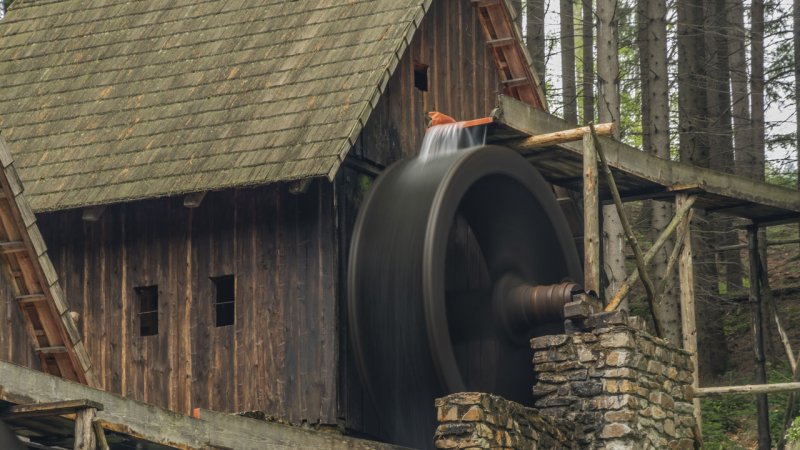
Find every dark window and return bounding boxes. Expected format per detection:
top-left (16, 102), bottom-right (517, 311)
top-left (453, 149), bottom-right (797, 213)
top-left (413, 61), bottom-right (429, 92)
top-left (212, 275), bottom-right (235, 327)
top-left (135, 285), bottom-right (158, 336)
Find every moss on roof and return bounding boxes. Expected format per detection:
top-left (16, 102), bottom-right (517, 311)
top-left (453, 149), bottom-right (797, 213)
top-left (0, 0), bottom-right (430, 211)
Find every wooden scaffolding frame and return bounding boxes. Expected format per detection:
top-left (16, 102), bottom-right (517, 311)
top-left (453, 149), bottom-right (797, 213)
top-left (487, 95), bottom-right (800, 449)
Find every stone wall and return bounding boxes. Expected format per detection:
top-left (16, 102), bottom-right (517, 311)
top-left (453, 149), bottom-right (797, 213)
top-left (434, 392), bottom-right (576, 449)
top-left (433, 311), bottom-right (697, 449)
top-left (531, 311), bottom-right (696, 449)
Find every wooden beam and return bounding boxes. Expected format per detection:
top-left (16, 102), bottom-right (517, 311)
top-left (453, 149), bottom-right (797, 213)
top-left (501, 77), bottom-right (529, 88)
top-left (496, 96), bottom-right (800, 219)
top-left (0, 361), bottom-right (406, 450)
top-left (693, 382), bottom-right (800, 397)
top-left (486, 37), bottom-right (515, 47)
top-left (653, 208), bottom-right (693, 328)
top-left (471, 0), bottom-right (500, 6)
top-left (16, 293), bottom-right (47, 304)
top-left (35, 346), bottom-right (68, 355)
top-left (0, 240), bottom-right (26, 254)
top-left (93, 421), bottom-right (109, 450)
top-left (517, 122), bottom-right (615, 151)
top-left (0, 136), bottom-right (94, 386)
top-left (183, 191), bottom-right (207, 209)
top-left (582, 132), bottom-right (600, 295)
top-left (74, 407), bottom-right (97, 450)
top-left (592, 126), bottom-right (660, 336)
top-left (713, 238), bottom-right (800, 252)
top-left (676, 194), bottom-right (701, 434)
top-left (747, 225), bottom-right (771, 450)
top-left (81, 206), bottom-right (106, 222)
top-left (604, 195), bottom-right (697, 311)
top-left (344, 155), bottom-right (384, 177)
top-left (1, 400), bottom-right (103, 420)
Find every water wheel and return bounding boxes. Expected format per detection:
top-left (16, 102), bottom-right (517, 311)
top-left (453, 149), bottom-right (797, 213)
top-left (348, 145), bottom-right (582, 448)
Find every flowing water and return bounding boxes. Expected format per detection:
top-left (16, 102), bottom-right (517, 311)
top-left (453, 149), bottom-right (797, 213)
top-left (418, 122), bottom-right (487, 160)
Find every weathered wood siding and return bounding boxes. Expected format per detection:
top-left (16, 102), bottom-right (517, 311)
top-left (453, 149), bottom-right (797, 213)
top-left (0, 278), bottom-right (39, 370)
top-left (350, 0), bottom-right (501, 166)
top-left (2, 182), bottom-right (338, 425)
top-left (340, 0), bottom-right (502, 437)
top-left (1, 0), bottom-right (504, 439)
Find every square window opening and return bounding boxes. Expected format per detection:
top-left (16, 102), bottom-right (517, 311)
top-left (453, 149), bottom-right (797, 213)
top-left (413, 61), bottom-right (429, 92)
top-left (135, 285), bottom-right (158, 336)
top-left (212, 275), bottom-right (235, 327)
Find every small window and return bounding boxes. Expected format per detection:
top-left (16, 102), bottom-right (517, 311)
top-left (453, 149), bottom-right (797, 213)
top-left (413, 61), bottom-right (429, 92)
top-left (135, 285), bottom-right (158, 336)
top-left (212, 275), bottom-right (235, 327)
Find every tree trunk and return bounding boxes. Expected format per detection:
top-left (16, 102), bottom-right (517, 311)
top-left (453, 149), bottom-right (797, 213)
top-left (796, 0), bottom-right (800, 248)
top-left (582, 0), bottom-right (595, 123)
top-left (728, 0), bottom-right (751, 291)
top-left (677, 0), bottom-right (729, 380)
top-left (729, 0), bottom-right (751, 178)
top-left (527, 0), bottom-right (547, 86)
top-left (704, 0), bottom-right (742, 292)
top-left (642, 0), bottom-right (681, 344)
top-left (597, 0), bottom-right (626, 304)
top-left (751, 0), bottom-right (766, 183)
top-left (511, 1), bottom-right (523, 28)
top-left (561, 0), bottom-right (578, 124)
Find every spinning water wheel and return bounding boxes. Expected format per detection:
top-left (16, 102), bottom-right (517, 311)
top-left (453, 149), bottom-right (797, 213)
top-left (348, 145), bottom-right (583, 448)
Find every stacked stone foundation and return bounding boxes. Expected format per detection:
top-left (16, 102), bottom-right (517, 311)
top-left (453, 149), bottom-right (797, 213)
top-left (435, 311), bottom-right (696, 449)
top-left (434, 392), bottom-right (576, 449)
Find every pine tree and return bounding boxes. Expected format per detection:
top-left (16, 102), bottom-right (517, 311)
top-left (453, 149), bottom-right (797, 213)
top-left (597, 0), bottom-right (627, 304)
top-left (561, 0), bottom-right (578, 123)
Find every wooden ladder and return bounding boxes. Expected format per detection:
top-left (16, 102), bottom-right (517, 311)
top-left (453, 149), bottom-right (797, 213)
top-left (471, 0), bottom-right (548, 110)
top-left (472, 0), bottom-right (586, 266)
top-left (0, 136), bottom-right (95, 386)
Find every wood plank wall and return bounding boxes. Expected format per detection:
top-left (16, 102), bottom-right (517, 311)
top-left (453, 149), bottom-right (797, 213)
top-left (1, 182), bottom-right (338, 426)
top-left (1, 0), bottom-right (505, 439)
top-left (350, 0), bottom-right (501, 166)
top-left (340, 0), bottom-right (501, 438)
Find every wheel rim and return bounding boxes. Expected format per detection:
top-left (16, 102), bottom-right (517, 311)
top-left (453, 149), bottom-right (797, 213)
top-left (348, 145), bottom-right (582, 448)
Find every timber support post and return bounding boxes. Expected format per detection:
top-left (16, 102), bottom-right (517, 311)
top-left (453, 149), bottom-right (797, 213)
top-left (747, 224), bottom-right (771, 450)
top-left (676, 194), bottom-right (701, 441)
top-left (74, 407), bottom-right (97, 450)
top-left (582, 131), bottom-right (600, 295)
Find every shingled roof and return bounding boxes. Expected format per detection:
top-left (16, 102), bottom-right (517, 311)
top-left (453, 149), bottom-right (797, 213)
top-left (0, 0), bottom-right (431, 212)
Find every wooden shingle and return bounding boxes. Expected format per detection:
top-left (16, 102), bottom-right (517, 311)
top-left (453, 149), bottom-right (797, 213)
top-left (0, 0), bottom-right (432, 212)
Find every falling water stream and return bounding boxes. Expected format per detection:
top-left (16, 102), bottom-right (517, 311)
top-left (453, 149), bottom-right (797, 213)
top-left (418, 122), bottom-right (487, 160)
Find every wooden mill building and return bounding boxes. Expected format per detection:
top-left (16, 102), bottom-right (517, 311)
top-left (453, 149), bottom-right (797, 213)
top-left (0, 0), bottom-right (546, 445)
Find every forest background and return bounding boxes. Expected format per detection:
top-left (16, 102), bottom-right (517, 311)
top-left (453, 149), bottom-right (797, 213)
top-left (508, 0), bottom-right (800, 446)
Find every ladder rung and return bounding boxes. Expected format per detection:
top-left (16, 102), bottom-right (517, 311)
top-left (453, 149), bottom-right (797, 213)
top-left (502, 77), bottom-right (529, 88)
top-left (0, 241), bottom-right (25, 254)
top-left (16, 293), bottom-right (46, 304)
top-left (36, 346), bottom-right (68, 355)
top-left (471, 0), bottom-right (500, 6)
top-left (486, 37), bottom-right (515, 48)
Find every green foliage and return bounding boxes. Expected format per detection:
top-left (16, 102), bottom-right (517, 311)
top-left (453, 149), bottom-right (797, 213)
top-left (787, 416), bottom-right (800, 443)
top-left (702, 359), bottom-right (800, 447)
top-left (765, 162), bottom-right (798, 188)
top-left (702, 395), bottom-right (750, 450)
